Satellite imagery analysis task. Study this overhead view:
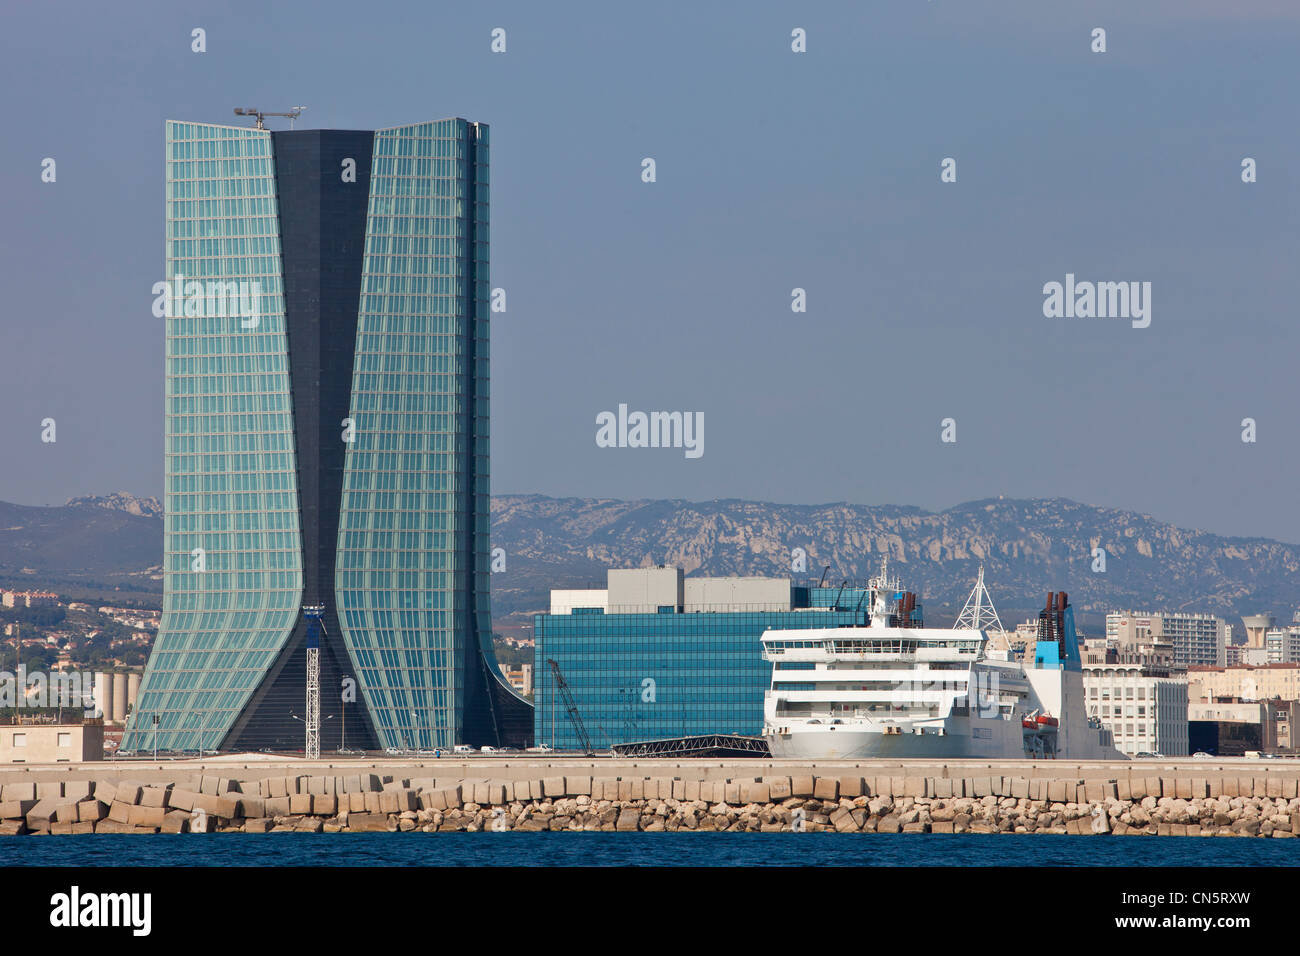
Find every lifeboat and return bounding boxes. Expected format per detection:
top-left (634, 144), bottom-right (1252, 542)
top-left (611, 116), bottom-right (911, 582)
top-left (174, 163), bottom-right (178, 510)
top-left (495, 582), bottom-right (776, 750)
top-left (1036, 715), bottom-right (1059, 729)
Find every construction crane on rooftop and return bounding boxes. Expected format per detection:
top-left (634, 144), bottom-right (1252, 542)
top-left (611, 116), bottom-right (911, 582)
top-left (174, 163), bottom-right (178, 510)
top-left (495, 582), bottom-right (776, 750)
top-left (234, 106), bottom-right (307, 129)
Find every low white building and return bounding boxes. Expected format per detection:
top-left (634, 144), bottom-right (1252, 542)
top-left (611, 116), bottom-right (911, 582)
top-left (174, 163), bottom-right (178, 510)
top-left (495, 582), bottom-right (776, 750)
top-left (1082, 661), bottom-right (1189, 756)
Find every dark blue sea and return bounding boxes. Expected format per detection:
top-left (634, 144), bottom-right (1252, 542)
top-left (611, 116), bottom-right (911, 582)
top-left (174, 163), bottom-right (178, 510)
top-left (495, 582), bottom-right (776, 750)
top-left (2, 833), bottom-right (1296, 866)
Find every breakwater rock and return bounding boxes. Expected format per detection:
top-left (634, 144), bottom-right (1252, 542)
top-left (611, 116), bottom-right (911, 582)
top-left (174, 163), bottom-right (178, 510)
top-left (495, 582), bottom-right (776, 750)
top-left (3, 771), bottom-right (1300, 836)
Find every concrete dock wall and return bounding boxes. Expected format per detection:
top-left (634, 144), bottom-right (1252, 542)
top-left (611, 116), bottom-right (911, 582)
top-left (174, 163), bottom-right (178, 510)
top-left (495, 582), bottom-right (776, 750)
top-left (3, 764), bottom-right (1300, 836)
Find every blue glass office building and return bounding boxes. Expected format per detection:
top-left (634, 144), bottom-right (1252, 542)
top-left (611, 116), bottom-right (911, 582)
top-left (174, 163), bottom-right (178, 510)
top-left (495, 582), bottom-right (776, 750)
top-left (123, 118), bottom-right (529, 754)
top-left (535, 575), bottom-right (872, 750)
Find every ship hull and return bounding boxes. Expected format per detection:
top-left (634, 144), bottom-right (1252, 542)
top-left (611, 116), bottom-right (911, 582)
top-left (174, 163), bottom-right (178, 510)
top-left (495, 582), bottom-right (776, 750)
top-left (765, 719), bottom-right (1028, 760)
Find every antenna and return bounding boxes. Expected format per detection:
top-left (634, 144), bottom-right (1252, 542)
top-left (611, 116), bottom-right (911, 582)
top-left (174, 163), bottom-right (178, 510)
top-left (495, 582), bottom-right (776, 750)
top-left (954, 564), bottom-right (1006, 633)
top-left (234, 106), bottom-right (306, 130)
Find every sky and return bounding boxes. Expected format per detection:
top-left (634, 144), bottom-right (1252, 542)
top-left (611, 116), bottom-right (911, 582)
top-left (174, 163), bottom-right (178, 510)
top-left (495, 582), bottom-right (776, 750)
top-left (1, 0), bottom-right (1298, 541)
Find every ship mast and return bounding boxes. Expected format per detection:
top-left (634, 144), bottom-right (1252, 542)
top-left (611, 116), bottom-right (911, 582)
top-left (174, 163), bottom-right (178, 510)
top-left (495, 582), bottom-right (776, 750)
top-left (954, 564), bottom-right (1005, 633)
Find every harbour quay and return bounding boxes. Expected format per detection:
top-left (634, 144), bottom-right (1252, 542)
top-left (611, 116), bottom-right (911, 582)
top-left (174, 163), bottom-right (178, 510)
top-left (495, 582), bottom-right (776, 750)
top-left (1, 757), bottom-right (1299, 836)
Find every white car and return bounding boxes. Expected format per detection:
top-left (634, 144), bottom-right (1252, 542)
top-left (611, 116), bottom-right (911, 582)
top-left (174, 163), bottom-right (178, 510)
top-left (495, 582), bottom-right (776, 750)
top-left (452, 744), bottom-right (474, 754)
top-left (480, 745), bottom-right (497, 754)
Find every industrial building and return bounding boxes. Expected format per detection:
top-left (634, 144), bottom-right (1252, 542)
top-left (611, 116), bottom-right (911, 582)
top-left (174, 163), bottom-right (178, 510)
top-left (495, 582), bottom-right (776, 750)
top-left (1081, 656), bottom-right (1189, 757)
top-left (534, 566), bottom-right (877, 750)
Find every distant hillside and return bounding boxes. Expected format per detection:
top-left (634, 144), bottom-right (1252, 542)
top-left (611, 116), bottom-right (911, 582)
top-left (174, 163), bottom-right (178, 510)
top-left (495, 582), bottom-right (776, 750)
top-left (0, 498), bottom-right (162, 599)
top-left (489, 495), bottom-right (1300, 626)
top-left (2, 493), bottom-right (1298, 629)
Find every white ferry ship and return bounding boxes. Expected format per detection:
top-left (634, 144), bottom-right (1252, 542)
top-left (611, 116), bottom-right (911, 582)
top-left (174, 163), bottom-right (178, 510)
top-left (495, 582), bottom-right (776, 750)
top-left (761, 561), bottom-right (1123, 760)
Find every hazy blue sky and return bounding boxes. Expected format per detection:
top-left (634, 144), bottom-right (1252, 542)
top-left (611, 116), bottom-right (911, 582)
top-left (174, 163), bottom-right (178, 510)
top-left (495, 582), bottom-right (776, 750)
top-left (2, 0), bottom-right (1298, 540)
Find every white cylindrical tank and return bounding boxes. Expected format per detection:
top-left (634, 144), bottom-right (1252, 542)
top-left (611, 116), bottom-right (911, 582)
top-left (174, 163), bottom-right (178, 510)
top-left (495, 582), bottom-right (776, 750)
top-left (111, 673), bottom-right (128, 723)
top-left (127, 672), bottom-right (141, 713)
top-left (94, 671), bottom-right (112, 720)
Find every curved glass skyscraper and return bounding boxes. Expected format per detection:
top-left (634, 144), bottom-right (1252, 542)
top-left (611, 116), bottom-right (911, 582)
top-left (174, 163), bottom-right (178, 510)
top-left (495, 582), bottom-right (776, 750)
top-left (122, 118), bottom-right (530, 754)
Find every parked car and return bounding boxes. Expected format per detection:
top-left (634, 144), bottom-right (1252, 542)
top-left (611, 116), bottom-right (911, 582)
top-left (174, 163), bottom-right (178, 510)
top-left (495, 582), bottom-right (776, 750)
top-left (1191, 751), bottom-right (1214, 759)
top-left (480, 745), bottom-right (497, 754)
top-left (452, 744), bottom-right (474, 754)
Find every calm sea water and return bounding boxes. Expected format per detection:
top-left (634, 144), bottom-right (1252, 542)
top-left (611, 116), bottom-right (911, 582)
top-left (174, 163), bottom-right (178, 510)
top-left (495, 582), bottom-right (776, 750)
top-left (1, 833), bottom-right (1296, 867)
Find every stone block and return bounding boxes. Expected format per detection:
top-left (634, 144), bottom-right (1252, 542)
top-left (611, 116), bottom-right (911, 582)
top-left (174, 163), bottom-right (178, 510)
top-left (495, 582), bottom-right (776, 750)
top-left (1010, 778), bottom-right (1029, 800)
top-left (1085, 782), bottom-right (1103, 802)
top-left (63, 781), bottom-right (92, 802)
top-left (76, 800), bottom-right (107, 823)
top-left (0, 800), bottom-right (36, 819)
top-left (348, 792), bottom-right (368, 813)
top-left (791, 776), bottom-right (815, 798)
top-left (742, 781), bottom-right (770, 804)
top-left (723, 782), bottom-right (739, 804)
top-left (615, 809), bottom-right (641, 831)
top-left (1190, 778), bottom-right (1207, 799)
top-left (767, 777), bottom-right (792, 800)
top-left (264, 797), bottom-right (291, 817)
top-left (563, 776), bottom-right (590, 797)
top-left (168, 789), bottom-right (198, 812)
top-left (244, 818), bottom-right (271, 833)
top-left (289, 793), bottom-right (313, 815)
top-left (812, 777), bottom-right (838, 801)
top-left (160, 810), bottom-right (190, 834)
top-left (312, 794), bottom-right (336, 817)
top-left (116, 784), bottom-right (143, 806)
top-left (1267, 777), bottom-right (1283, 799)
top-left (347, 813), bottom-right (391, 832)
top-left (139, 787), bottom-right (169, 809)
top-left (838, 777), bottom-right (865, 798)
top-left (238, 797), bottom-right (266, 818)
top-left (36, 782), bottom-right (63, 800)
top-left (1175, 779), bottom-right (1192, 800)
top-left (1285, 778), bottom-right (1299, 799)
top-left (128, 804), bottom-right (167, 828)
top-left (1047, 780), bottom-right (1067, 803)
top-left (934, 777), bottom-right (955, 799)
top-left (1, 783), bottom-right (37, 803)
top-left (902, 777), bottom-right (923, 799)
top-left (341, 774), bottom-right (362, 794)
top-left (107, 801), bottom-right (132, 824)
